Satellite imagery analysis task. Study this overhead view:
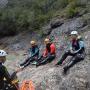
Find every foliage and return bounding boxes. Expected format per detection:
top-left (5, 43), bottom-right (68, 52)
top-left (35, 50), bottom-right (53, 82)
top-left (0, 0), bottom-right (87, 36)
top-left (54, 0), bottom-right (87, 18)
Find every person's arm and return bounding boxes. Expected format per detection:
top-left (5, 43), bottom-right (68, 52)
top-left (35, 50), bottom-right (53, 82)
top-left (31, 47), bottom-right (39, 57)
top-left (43, 49), bottom-right (48, 57)
top-left (74, 41), bottom-right (84, 54)
top-left (2, 66), bottom-right (12, 83)
top-left (3, 66), bottom-right (18, 84)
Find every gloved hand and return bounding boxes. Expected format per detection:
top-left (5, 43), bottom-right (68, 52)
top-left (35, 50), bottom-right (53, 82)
top-left (11, 79), bottom-right (19, 84)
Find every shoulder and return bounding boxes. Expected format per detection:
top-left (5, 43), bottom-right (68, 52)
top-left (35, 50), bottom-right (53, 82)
top-left (77, 36), bottom-right (84, 41)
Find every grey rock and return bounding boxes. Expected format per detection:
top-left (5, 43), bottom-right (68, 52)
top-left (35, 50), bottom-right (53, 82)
top-left (42, 24), bottom-right (51, 36)
top-left (50, 18), bottom-right (64, 29)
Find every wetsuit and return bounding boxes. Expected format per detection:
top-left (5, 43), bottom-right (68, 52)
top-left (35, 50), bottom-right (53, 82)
top-left (0, 63), bottom-right (12, 90)
top-left (20, 45), bottom-right (39, 67)
top-left (37, 43), bottom-right (56, 66)
top-left (56, 37), bottom-right (85, 73)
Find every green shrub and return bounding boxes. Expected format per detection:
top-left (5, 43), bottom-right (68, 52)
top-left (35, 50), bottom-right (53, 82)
top-left (0, 0), bottom-right (86, 36)
top-left (67, 8), bottom-right (78, 18)
top-left (62, 0), bottom-right (87, 18)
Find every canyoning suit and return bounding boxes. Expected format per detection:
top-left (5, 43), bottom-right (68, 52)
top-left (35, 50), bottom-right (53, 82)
top-left (0, 63), bottom-right (17, 90)
top-left (20, 45), bottom-right (39, 67)
top-left (37, 43), bottom-right (56, 66)
top-left (56, 37), bottom-right (85, 73)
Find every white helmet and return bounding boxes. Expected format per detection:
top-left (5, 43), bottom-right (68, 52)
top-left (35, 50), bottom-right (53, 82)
top-left (71, 31), bottom-right (78, 35)
top-left (0, 50), bottom-right (7, 57)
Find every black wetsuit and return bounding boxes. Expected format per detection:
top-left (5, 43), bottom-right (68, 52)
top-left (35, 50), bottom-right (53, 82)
top-left (56, 38), bottom-right (85, 73)
top-left (0, 63), bottom-right (12, 90)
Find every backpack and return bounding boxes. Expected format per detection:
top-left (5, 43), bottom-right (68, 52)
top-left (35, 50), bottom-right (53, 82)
top-left (20, 80), bottom-right (35, 90)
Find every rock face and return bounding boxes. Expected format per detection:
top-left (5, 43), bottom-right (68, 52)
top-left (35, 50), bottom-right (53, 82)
top-left (1, 2), bottom-right (90, 89)
top-left (50, 18), bottom-right (64, 29)
top-left (34, 22), bottom-right (90, 90)
top-left (4, 15), bottom-right (90, 90)
top-left (42, 15), bottom-right (88, 38)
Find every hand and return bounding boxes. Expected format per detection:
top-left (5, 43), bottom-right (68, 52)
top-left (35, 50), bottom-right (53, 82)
top-left (70, 50), bottom-right (75, 54)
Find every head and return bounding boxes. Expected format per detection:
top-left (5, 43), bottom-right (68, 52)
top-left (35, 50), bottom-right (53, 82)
top-left (0, 50), bottom-right (7, 63)
top-left (71, 31), bottom-right (78, 40)
top-left (44, 38), bottom-right (50, 45)
top-left (30, 40), bottom-right (36, 47)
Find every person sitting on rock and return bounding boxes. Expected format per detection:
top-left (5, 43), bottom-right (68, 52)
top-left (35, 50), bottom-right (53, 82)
top-left (36, 38), bottom-right (56, 66)
top-left (20, 40), bottom-right (39, 68)
top-left (56, 31), bottom-right (85, 74)
top-left (0, 50), bottom-right (18, 90)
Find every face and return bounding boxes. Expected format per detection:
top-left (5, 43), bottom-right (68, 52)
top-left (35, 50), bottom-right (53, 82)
top-left (71, 34), bottom-right (77, 40)
top-left (31, 43), bottom-right (35, 47)
top-left (44, 41), bottom-right (50, 45)
top-left (0, 56), bottom-right (6, 63)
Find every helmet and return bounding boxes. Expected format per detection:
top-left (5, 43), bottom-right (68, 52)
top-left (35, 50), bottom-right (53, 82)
top-left (71, 31), bottom-right (78, 35)
top-left (30, 40), bottom-right (36, 45)
top-left (0, 50), bottom-right (7, 57)
top-left (44, 38), bottom-right (50, 42)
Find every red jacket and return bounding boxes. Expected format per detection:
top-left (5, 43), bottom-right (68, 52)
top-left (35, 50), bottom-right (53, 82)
top-left (43, 43), bottom-right (56, 57)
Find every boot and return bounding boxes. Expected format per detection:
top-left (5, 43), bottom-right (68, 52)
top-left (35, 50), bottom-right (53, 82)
top-left (63, 66), bottom-right (68, 74)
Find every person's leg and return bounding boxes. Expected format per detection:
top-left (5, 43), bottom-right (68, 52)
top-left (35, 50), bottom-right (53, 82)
top-left (36, 56), bottom-right (45, 66)
top-left (23, 57), bottom-right (35, 67)
top-left (63, 53), bottom-right (85, 73)
top-left (56, 50), bottom-right (73, 65)
top-left (48, 55), bottom-right (56, 63)
top-left (20, 57), bottom-right (31, 66)
top-left (38, 55), bottom-right (55, 65)
top-left (36, 56), bottom-right (43, 64)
